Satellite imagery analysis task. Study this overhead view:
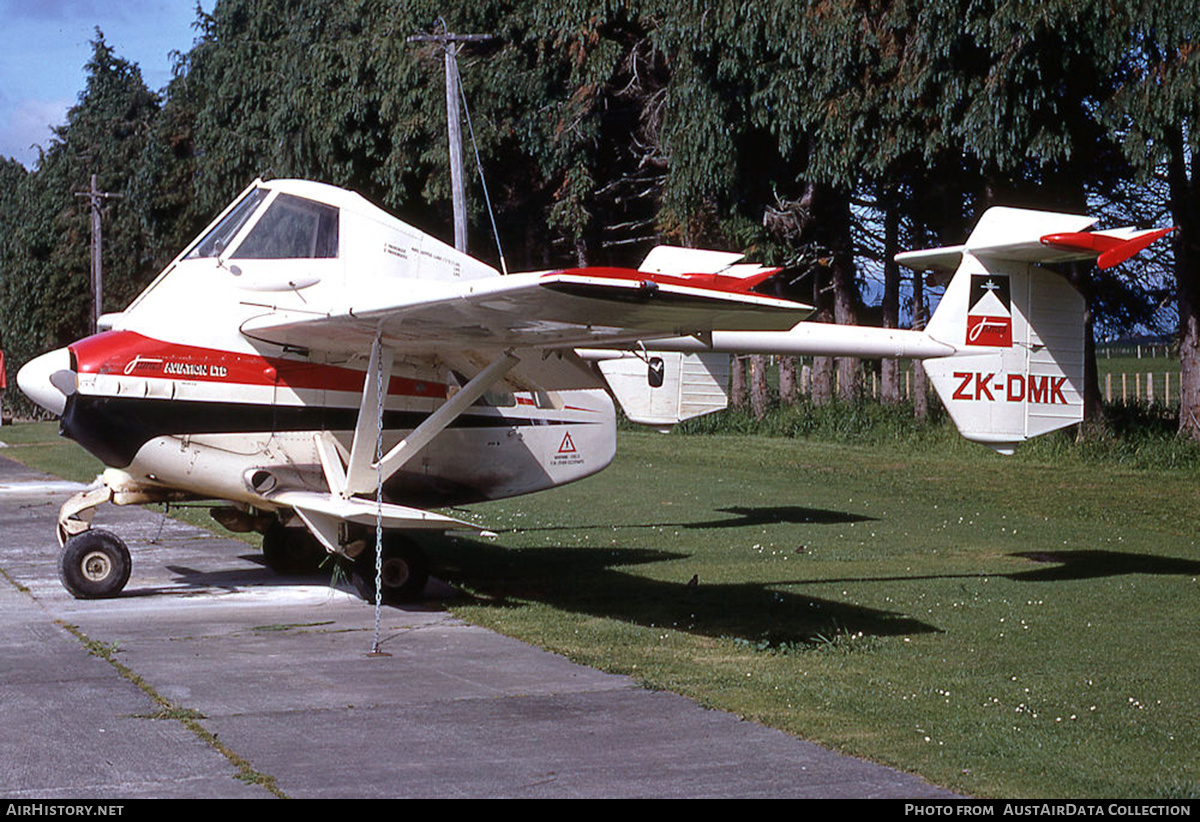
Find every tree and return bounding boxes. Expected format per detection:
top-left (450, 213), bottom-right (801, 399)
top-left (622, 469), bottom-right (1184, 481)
top-left (174, 0), bottom-right (675, 273)
top-left (0, 32), bottom-right (161, 389)
top-left (894, 0), bottom-right (1154, 424)
top-left (1, 0), bottom-right (1177, 433)
top-left (1104, 2), bottom-right (1200, 438)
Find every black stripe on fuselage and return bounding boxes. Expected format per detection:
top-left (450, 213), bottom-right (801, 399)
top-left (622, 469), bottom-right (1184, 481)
top-left (61, 393), bottom-right (592, 469)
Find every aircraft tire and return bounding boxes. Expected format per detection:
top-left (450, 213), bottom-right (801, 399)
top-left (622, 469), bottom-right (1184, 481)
top-left (261, 523), bottom-right (326, 574)
top-left (59, 529), bottom-right (131, 599)
top-left (350, 534), bottom-right (429, 605)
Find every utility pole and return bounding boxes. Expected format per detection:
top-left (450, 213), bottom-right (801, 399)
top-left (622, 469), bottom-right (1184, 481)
top-left (408, 28), bottom-right (493, 255)
top-left (74, 175), bottom-right (122, 334)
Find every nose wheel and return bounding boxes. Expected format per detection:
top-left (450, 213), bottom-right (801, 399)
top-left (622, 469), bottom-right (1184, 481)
top-left (58, 529), bottom-right (132, 599)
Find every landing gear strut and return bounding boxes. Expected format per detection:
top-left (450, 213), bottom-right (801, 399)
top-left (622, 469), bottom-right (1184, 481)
top-left (54, 472), bottom-right (193, 599)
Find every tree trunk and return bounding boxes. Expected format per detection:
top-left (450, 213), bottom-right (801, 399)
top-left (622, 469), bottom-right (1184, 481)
top-left (731, 355), bottom-right (748, 410)
top-left (834, 255), bottom-right (858, 401)
top-left (828, 189), bottom-right (859, 401)
top-left (779, 357), bottom-right (798, 404)
top-left (881, 199), bottom-right (902, 404)
top-left (750, 355), bottom-right (769, 419)
top-left (1167, 127), bottom-right (1200, 439)
top-left (1180, 289), bottom-right (1200, 437)
top-left (811, 356), bottom-right (834, 405)
top-left (809, 240), bottom-right (836, 406)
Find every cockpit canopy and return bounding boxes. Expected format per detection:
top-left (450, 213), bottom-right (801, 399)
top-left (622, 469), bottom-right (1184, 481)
top-left (185, 188), bottom-right (339, 261)
top-left (121, 178), bottom-right (502, 329)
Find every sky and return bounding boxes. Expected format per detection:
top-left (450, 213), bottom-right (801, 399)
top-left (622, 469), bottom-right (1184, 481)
top-left (0, 0), bottom-right (213, 168)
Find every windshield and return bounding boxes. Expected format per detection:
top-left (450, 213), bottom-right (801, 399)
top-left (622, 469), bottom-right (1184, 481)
top-left (185, 188), bottom-right (270, 259)
top-left (232, 193), bottom-right (339, 259)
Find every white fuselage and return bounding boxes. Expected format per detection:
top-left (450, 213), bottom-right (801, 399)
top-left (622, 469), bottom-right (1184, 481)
top-left (37, 179), bottom-right (617, 512)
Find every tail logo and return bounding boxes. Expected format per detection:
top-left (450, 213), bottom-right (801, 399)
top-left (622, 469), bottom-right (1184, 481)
top-left (966, 275), bottom-right (1012, 347)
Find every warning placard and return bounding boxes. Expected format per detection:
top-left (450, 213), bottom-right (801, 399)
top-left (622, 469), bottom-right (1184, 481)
top-left (552, 430), bottom-right (584, 466)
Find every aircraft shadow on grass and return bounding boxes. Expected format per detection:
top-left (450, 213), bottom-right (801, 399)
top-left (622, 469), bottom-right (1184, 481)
top-left (1005, 550), bottom-right (1200, 581)
top-left (144, 508), bottom-right (1200, 648)
top-left (500, 505), bottom-right (875, 532)
top-left (770, 549), bottom-right (1200, 588)
top-left (427, 507), bottom-right (1200, 647)
top-left (428, 511), bottom-right (933, 650)
top-left (133, 538), bottom-right (929, 650)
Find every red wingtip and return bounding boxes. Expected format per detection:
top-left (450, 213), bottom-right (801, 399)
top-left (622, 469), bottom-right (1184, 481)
top-left (1095, 227), bottom-right (1175, 269)
top-left (1041, 227), bottom-right (1175, 269)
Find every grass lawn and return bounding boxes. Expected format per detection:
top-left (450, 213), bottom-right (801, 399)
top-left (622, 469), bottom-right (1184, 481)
top-left (439, 430), bottom-right (1200, 799)
top-left (0, 420), bottom-right (105, 482)
top-left (2, 420), bottom-right (1198, 798)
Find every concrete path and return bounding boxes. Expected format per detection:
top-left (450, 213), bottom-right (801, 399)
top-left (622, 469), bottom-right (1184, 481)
top-left (0, 456), bottom-right (956, 799)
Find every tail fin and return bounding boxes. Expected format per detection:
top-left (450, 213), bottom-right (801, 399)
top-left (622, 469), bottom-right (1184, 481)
top-left (900, 207), bottom-right (1171, 454)
top-left (922, 250), bottom-right (1087, 454)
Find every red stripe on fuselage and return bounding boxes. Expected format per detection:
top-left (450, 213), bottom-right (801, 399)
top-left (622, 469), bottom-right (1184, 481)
top-left (69, 331), bottom-right (447, 398)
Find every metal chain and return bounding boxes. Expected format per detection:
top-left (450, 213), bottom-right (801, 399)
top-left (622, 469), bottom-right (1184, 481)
top-left (371, 331), bottom-right (385, 654)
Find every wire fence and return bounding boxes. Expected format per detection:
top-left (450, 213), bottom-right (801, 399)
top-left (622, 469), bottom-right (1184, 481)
top-left (1104, 372), bottom-right (1179, 406)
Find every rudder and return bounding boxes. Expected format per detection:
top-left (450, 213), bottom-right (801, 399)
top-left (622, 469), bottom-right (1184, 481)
top-left (923, 254), bottom-right (1085, 454)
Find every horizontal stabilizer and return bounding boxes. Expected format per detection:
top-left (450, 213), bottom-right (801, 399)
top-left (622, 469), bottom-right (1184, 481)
top-left (896, 206), bottom-right (1171, 275)
top-left (639, 246), bottom-right (746, 275)
top-left (638, 246), bottom-right (781, 291)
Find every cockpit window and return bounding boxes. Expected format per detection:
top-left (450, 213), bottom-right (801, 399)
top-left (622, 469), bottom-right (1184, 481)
top-left (185, 187), bottom-right (270, 259)
top-left (232, 193), bottom-right (339, 259)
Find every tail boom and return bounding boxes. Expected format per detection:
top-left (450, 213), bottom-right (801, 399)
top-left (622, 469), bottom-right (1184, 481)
top-left (594, 206), bottom-right (1166, 453)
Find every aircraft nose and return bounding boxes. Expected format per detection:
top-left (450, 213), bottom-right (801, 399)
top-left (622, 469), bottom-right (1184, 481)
top-left (17, 348), bottom-right (76, 416)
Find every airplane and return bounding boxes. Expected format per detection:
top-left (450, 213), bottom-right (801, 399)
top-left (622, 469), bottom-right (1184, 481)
top-left (16, 178), bottom-right (1172, 603)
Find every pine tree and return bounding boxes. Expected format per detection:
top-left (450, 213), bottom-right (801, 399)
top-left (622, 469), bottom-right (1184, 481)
top-left (0, 32), bottom-right (160, 389)
top-left (1103, 2), bottom-right (1200, 438)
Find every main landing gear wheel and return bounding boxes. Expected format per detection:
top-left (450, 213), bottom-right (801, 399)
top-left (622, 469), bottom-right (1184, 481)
top-left (261, 523), bottom-right (327, 574)
top-left (58, 529), bottom-right (131, 599)
top-left (350, 534), bottom-right (430, 605)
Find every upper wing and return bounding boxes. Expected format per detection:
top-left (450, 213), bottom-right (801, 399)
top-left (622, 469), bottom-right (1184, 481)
top-left (240, 267), bottom-right (811, 355)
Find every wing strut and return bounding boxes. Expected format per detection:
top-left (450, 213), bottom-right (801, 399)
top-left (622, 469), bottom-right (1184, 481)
top-left (342, 337), bottom-right (393, 496)
top-left (328, 337), bottom-right (521, 498)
